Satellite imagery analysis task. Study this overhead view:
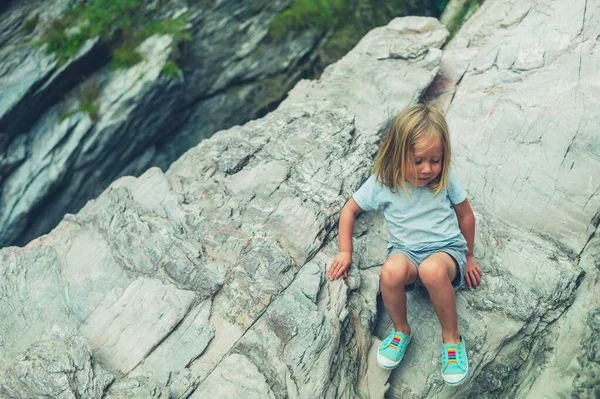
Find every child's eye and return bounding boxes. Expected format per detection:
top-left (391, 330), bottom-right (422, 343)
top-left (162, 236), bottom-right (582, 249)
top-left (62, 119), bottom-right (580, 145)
top-left (415, 160), bottom-right (422, 165)
top-left (432, 160), bottom-right (440, 164)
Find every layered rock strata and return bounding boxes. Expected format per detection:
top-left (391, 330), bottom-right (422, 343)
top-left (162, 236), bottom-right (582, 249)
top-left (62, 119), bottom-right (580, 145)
top-left (395, 0), bottom-right (600, 397)
top-left (1, 0), bottom-right (598, 396)
top-left (0, 0), bottom-right (322, 247)
top-left (0, 17), bottom-right (446, 398)
top-left (0, 0), bottom-right (439, 248)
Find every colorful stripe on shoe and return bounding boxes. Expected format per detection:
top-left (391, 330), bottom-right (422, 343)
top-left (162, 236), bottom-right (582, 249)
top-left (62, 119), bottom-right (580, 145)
top-left (447, 349), bottom-right (457, 364)
top-left (389, 334), bottom-right (402, 349)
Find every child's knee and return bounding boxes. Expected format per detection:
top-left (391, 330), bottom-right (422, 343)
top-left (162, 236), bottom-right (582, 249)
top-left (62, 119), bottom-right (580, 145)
top-left (418, 260), bottom-right (450, 287)
top-left (381, 258), bottom-right (416, 286)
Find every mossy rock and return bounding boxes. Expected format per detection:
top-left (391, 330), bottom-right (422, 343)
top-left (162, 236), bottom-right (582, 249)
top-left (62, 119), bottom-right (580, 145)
top-left (161, 60), bottom-right (182, 79)
top-left (38, 0), bottom-right (190, 68)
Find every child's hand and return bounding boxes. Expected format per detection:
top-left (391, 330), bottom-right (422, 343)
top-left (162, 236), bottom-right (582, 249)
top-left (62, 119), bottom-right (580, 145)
top-left (465, 255), bottom-right (483, 288)
top-left (328, 251), bottom-right (352, 280)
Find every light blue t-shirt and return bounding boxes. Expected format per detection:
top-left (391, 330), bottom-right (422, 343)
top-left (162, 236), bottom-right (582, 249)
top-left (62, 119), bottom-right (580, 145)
top-left (353, 169), bottom-right (467, 252)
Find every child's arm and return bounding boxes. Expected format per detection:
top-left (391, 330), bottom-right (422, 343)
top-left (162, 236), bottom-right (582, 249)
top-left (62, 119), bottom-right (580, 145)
top-left (328, 198), bottom-right (363, 280)
top-left (453, 198), bottom-right (483, 288)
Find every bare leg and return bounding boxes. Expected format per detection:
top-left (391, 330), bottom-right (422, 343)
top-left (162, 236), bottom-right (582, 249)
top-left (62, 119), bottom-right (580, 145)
top-left (418, 252), bottom-right (461, 344)
top-left (380, 253), bottom-right (418, 336)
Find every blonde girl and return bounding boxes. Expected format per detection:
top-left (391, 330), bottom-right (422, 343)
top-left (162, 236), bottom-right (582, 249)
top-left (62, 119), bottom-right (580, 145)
top-left (328, 104), bottom-right (482, 385)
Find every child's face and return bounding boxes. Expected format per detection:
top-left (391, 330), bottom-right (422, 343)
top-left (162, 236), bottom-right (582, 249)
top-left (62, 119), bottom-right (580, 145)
top-left (405, 135), bottom-right (443, 187)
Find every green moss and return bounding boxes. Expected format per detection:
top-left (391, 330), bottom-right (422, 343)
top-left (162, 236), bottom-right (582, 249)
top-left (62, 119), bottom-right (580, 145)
top-left (79, 102), bottom-right (100, 122)
top-left (38, 21), bottom-right (83, 59)
top-left (59, 110), bottom-right (77, 122)
top-left (253, 73), bottom-right (291, 114)
top-left (61, 81), bottom-right (101, 122)
top-left (38, 0), bottom-right (141, 60)
top-left (79, 81), bottom-right (100, 122)
top-left (268, 0), bottom-right (431, 40)
top-left (317, 25), bottom-right (356, 65)
top-left (306, 0), bottom-right (424, 67)
top-left (22, 15), bottom-right (39, 34)
top-left (269, 0), bottom-right (349, 39)
top-left (142, 15), bottom-right (191, 41)
top-left (185, 0), bottom-right (215, 7)
top-left (161, 60), bottom-right (181, 79)
top-left (446, 0), bottom-right (481, 42)
top-left (80, 80), bottom-right (100, 104)
top-left (59, 102), bottom-right (99, 123)
top-left (110, 47), bottom-right (144, 69)
top-left (38, 0), bottom-right (189, 66)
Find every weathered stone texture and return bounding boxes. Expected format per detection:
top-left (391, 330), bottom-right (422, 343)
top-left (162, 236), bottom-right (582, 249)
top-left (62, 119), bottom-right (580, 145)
top-left (0, 17), bottom-right (445, 398)
top-left (0, 0), bottom-right (598, 397)
top-left (420, 0), bottom-right (600, 397)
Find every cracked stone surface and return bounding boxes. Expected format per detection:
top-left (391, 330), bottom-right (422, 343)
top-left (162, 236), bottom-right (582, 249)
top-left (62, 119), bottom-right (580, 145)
top-left (0, 326), bottom-right (114, 399)
top-left (0, 0), bottom-right (323, 249)
top-left (0, 0), bottom-right (598, 397)
top-left (444, 0), bottom-right (600, 253)
top-left (413, 0), bottom-right (599, 397)
top-left (0, 17), bottom-right (445, 398)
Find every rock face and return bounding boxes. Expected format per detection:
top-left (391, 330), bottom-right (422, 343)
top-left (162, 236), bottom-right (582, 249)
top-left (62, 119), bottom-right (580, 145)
top-left (0, 0), bottom-right (440, 248)
top-left (0, 17), bottom-right (445, 398)
top-left (0, 1), bottom-right (599, 399)
top-left (0, 0), bottom-right (324, 247)
top-left (404, 0), bottom-right (600, 397)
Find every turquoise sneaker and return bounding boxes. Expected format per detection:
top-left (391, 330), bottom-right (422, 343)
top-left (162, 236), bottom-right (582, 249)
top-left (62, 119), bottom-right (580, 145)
top-left (441, 336), bottom-right (469, 385)
top-left (377, 329), bottom-right (411, 369)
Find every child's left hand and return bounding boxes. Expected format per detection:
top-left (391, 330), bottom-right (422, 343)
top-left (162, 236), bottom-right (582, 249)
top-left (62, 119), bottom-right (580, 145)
top-left (465, 255), bottom-right (482, 288)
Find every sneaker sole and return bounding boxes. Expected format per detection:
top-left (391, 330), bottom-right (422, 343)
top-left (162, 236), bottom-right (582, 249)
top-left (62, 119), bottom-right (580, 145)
top-left (377, 351), bottom-right (403, 369)
top-left (442, 364), bottom-right (468, 386)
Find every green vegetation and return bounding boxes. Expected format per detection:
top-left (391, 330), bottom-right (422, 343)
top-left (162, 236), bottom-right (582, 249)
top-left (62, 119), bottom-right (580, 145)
top-left (142, 16), bottom-right (191, 41)
top-left (253, 73), bottom-right (294, 115)
top-left (110, 47), bottom-right (144, 70)
top-left (270, 0), bottom-right (424, 68)
top-left (161, 60), bottom-right (182, 79)
top-left (268, 0), bottom-right (431, 41)
top-left (22, 15), bottom-right (39, 34)
top-left (78, 80), bottom-right (101, 123)
top-left (446, 0), bottom-right (481, 42)
top-left (321, 25), bottom-right (356, 62)
top-left (269, 0), bottom-right (348, 39)
top-left (80, 80), bottom-right (100, 104)
top-left (60, 80), bottom-right (101, 123)
top-left (79, 102), bottom-right (100, 123)
top-left (184, 0), bottom-right (215, 7)
top-left (38, 0), bottom-right (190, 68)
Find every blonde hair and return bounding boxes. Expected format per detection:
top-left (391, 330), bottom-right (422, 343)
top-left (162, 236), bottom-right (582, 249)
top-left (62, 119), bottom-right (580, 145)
top-left (374, 104), bottom-right (451, 197)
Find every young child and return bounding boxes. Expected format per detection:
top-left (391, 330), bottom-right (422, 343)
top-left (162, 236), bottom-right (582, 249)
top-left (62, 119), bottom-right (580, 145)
top-left (328, 104), bottom-right (482, 385)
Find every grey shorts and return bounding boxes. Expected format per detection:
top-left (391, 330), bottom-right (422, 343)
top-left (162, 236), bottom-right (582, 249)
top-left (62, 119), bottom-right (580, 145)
top-left (387, 244), bottom-right (467, 292)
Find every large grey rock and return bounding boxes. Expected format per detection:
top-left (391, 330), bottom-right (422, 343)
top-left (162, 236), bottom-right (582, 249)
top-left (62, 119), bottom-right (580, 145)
top-left (0, 18), bottom-right (445, 398)
top-left (446, 0), bottom-right (600, 254)
top-left (1, 0), bottom-right (596, 396)
top-left (515, 228), bottom-right (600, 399)
top-left (0, 0), bottom-right (440, 248)
top-left (0, 0), bottom-right (317, 248)
top-left (0, 326), bottom-right (114, 399)
top-left (414, 0), bottom-right (600, 397)
top-left (103, 376), bottom-right (169, 399)
top-left (0, 0), bottom-right (102, 157)
top-left (0, 33), bottom-right (181, 254)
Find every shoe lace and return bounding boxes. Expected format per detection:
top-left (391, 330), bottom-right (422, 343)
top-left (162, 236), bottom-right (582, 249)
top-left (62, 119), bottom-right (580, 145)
top-left (445, 347), bottom-right (458, 365)
top-left (443, 344), bottom-right (466, 372)
top-left (385, 332), bottom-right (404, 350)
